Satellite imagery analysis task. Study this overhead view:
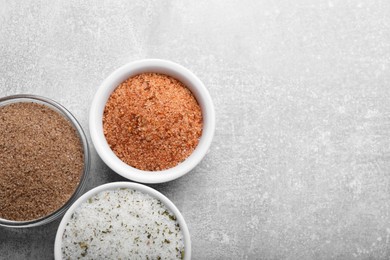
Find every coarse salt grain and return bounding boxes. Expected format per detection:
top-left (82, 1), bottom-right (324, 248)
top-left (61, 188), bottom-right (185, 259)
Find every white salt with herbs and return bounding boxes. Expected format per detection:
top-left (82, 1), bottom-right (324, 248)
top-left (61, 188), bottom-right (185, 259)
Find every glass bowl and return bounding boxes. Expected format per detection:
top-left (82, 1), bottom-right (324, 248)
top-left (0, 94), bottom-right (90, 228)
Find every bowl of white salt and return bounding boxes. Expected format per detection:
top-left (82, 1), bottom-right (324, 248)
top-left (54, 182), bottom-right (191, 260)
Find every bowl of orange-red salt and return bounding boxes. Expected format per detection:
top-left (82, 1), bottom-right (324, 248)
top-left (90, 59), bottom-right (215, 183)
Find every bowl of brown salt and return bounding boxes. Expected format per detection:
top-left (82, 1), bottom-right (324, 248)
top-left (0, 94), bottom-right (90, 227)
top-left (90, 59), bottom-right (215, 183)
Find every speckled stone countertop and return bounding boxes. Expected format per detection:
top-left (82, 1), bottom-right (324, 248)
top-left (1, 1), bottom-right (390, 259)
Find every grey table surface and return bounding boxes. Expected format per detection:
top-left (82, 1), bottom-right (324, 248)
top-left (1, 0), bottom-right (390, 259)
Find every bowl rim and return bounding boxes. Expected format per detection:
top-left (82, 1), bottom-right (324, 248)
top-left (54, 181), bottom-right (191, 260)
top-left (0, 94), bottom-right (90, 228)
top-left (90, 59), bottom-right (215, 183)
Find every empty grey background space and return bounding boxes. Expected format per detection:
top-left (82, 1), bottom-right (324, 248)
top-left (1, 0), bottom-right (390, 259)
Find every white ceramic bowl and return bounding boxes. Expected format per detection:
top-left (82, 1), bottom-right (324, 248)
top-left (90, 59), bottom-right (215, 183)
top-left (54, 181), bottom-right (191, 260)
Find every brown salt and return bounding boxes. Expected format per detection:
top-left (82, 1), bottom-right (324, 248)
top-left (103, 72), bottom-right (203, 171)
top-left (0, 102), bottom-right (84, 221)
